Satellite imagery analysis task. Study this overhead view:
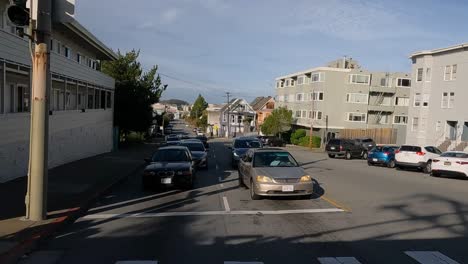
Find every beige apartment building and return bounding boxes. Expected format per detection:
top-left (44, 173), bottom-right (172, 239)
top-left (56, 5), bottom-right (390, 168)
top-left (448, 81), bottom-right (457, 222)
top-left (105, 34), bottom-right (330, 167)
top-left (0, 0), bottom-right (117, 182)
top-left (275, 58), bottom-right (411, 144)
top-left (408, 43), bottom-right (468, 151)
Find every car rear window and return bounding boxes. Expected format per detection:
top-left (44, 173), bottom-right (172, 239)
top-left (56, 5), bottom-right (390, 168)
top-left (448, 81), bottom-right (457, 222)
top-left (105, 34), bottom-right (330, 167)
top-left (440, 152), bottom-right (468, 158)
top-left (328, 139), bottom-right (341, 145)
top-left (399, 146), bottom-right (421, 152)
top-left (362, 139), bottom-right (373, 143)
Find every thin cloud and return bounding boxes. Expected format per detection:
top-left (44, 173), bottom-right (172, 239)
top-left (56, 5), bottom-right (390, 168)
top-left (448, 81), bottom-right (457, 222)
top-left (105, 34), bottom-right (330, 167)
top-left (160, 8), bottom-right (181, 25)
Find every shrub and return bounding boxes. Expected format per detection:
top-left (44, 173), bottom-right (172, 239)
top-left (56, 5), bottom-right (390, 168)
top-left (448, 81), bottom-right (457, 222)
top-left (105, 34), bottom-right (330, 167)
top-left (290, 129), bottom-right (307, 145)
top-left (298, 136), bottom-right (321, 148)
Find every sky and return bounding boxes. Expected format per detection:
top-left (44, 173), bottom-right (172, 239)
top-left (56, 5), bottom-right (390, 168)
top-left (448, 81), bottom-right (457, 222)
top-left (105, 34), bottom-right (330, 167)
top-left (75, 0), bottom-right (468, 104)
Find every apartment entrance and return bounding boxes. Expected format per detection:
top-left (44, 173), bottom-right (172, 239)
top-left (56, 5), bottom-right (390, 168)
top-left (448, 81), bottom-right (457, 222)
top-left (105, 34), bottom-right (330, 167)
top-left (461, 122), bottom-right (468, 142)
top-left (446, 121), bottom-right (458, 140)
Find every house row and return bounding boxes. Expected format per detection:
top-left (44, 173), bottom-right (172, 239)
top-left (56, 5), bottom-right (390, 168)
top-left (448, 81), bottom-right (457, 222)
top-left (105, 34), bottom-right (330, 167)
top-left (206, 96), bottom-right (275, 137)
top-left (0, 0), bottom-right (117, 182)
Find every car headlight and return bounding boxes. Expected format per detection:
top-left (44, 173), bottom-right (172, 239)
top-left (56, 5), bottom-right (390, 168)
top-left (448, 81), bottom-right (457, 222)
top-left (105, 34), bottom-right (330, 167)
top-left (256, 175), bottom-right (273, 183)
top-left (300, 175), bottom-right (312, 182)
top-left (233, 152), bottom-right (239, 157)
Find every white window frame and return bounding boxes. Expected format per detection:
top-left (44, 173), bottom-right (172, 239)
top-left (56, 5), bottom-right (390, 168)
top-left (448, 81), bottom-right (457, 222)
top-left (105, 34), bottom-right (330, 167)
top-left (301, 110), bottom-right (307, 118)
top-left (280, 81), bottom-right (284, 88)
top-left (291, 79), bottom-right (295, 87)
top-left (422, 94), bottom-right (430, 108)
top-left (349, 74), bottom-right (370, 85)
top-left (444, 65), bottom-right (457, 81)
top-left (420, 117), bottom-right (427, 132)
top-left (346, 112), bottom-right (367, 123)
top-left (413, 93), bottom-right (421, 107)
top-left (441, 92), bottom-right (448, 108)
top-left (412, 117), bottom-right (419, 131)
top-left (393, 115), bottom-right (408, 125)
top-left (448, 92), bottom-right (455, 108)
top-left (312, 110), bottom-right (323, 120)
top-left (416, 68), bottom-right (423, 82)
top-left (311, 91), bottom-right (324, 101)
top-left (310, 72), bottom-right (324, 83)
top-left (297, 76), bottom-right (304, 85)
top-left (426, 68), bottom-right (431, 82)
top-left (346, 93), bottom-right (368, 104)
top-left (396, 78), bottom-right (411, 87)
top-left (285, 80), bottom-right (290, 87)
top-left (296, 93), bottom-right (304, 102)
top-left (394, 97), bottom-right (409, 106)
top-left (295, 110), bottom-right (301, 118)
top-left (380, 77), bottom-right (392, 87)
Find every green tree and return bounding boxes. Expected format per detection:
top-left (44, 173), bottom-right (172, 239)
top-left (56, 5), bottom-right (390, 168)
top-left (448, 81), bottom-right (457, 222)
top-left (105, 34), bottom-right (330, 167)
top-left (102, 50), bottom-right (167, 139)
top-left (260, 107), bottom-right (293, 138)
top-left (190, 94), bottom-right (208, 119)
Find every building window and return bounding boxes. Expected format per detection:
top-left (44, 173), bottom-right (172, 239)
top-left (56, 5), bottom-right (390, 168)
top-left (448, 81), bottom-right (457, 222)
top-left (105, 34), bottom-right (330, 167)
top-left (291, 79), bottom-right (295, 86)
top-left (308, 111), bottom-right (312, 118)
top-left (441, 92), bottom-right (455, 108)
top-left (413, 93), bottom-right (421, 107)
top-left (349, 74), bottom-right (370, 85)
top-left (56, 41), bottom-right (61, 54)
top-left (346, 93), bottom-right (368, 104)
top-left (231, 115), bottom-right (235, 123)
top-left (311, 91), bottom-right (324, 101)
top-left (416, 68), bottom-right (423, 82)
top-left (296, 93), bottom-right (304, 101)
top-left (50, 39), bottom-right (54, 52)
top-left (395, 97), bottom-right (409, 106)
top-left (106, 92), bottom-right (112, 108)
top-left (436, 121), bottom-right (441, 132)
top-left (444, 65), bottom-right (457, 81)
top-left (223, 114), bottom-right (226, 122)
top-left (295, 111), bottom-right (301, 118)
top-left (280, 81), bottom-right (284, 88)
top-left (346, 112), bottom-right (367, 122)
top-left (276, 81), bottom-right (280, 88)
top-left (426, 68), bottom-right (431, 82)
top-left (76, 53), bottom-right (81, 63)
top-left (297, 76), bottom-right (304, 85)
top-left (393, 115), bottom-right (408, 125)
top-left (301, 110), bottom-right (307, 118)
top-left (422, 94), bottom-right (429, 107)
top-left (312, 111), bottom-right (323, 120)
top-left (378, 115), bottom-right (390, 124)
top-left (311, 72), bottom-right (324, 82)
top-left (396, 78), bottom-right (411, 87)
top-left (285, 80), bottom-right (290, 87)
top-left (380, 77), bottom-right (391, 87)
top-left (412, 117), bottom-right (419, 131)
top-left (64, 46), bottom-right (71, 59)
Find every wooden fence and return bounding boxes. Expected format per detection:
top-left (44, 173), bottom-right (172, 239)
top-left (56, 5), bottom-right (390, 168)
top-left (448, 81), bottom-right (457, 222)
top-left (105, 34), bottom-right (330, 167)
top-left (340, 128), bottom-right (397, 144)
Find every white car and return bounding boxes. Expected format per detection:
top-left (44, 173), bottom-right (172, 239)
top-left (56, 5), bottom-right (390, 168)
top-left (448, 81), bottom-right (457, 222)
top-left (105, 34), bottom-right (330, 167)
top-left (431, 151), bottom-right (468, 178)
top-left (395, 145), bottom-right (442, 173)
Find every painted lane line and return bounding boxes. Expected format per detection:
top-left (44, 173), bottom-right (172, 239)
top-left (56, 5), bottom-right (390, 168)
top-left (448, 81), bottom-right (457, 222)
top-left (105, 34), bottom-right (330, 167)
top-left (223, 196), bottom-right (230, 212)
top-left (405, 251), bottom-right (460, 264)
top-left (318, 257), bottom-right (362, 264)
top-left (115, 261), bottom-right (158, 264)
top-left (320, 195), bottom-right (352, 212)
top-left (83, 208), bottom-right (344, 219)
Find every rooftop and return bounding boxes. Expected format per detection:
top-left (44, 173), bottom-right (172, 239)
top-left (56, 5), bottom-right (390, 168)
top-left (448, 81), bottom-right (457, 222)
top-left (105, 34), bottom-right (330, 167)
top-left (410, 43), bottom-right (468, 58)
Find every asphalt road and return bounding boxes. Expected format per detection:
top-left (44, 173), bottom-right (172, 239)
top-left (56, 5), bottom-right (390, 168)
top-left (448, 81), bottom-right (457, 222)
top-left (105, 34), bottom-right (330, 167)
top-left (21, 121), bottom-right (468, 264)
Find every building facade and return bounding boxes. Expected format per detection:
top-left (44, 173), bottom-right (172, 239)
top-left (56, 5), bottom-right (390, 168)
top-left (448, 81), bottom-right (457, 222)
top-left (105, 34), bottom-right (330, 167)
top-left (275, 58), bottom-right (410, 144)
top-left (250, 96), bottom-right (275, 133)
top-left (219, 98), bottom-right (256, 137)
top-left (206, 103), bottom-right (225, 137)
top-left (407, 43), bottom-right (468, 151)
top-left (0, 0), bottom-right (117, 182)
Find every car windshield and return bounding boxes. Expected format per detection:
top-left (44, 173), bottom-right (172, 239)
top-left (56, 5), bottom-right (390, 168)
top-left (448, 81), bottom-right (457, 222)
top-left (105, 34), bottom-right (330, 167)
top-left (440, 152), bottom-right (468, 158)
top-left (152, 149), bottom-right (190, 162)
top-left (400, 146), bottom-right (422, 152)
top-left (328, 139), bottom-right (340, 145)
top-left (234, 140), bottom-right (261, 148)
top-left (167, 137), bottom-right (179, 142)
top-left (178, 142), bottom-right (205, 152)
top-left (253, 152), bottom-right (298, 167)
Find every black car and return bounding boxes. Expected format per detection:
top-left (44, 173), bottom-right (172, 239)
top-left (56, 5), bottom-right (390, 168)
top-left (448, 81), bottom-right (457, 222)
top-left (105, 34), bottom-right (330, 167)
top-left (165, 134), bottom-right (180, 146)
top-left (178, 139), bottom-right (208, 169)
top-left (326, 138), bottom-right (365, 159)
top-left (143, 146), bottom-right (195, 190)
top-left (195, 135), bottom-right (209, 148)
top-left (230, 137), bottom-right (263, 167)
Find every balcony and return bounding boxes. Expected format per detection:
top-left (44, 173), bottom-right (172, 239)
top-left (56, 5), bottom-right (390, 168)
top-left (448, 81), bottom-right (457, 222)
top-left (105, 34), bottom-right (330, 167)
top-left (368, 105), bottom-right (395, 113)
top-left (369, 86), bottom-right (396, 94)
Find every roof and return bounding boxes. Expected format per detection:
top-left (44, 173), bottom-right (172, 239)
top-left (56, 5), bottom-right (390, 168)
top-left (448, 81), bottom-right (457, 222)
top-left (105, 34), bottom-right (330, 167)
top-left (250, 96), bottom-right (273, 111)
top-left (410, 43), bottom-right (468, 58)
top-left (276, 67), bottom-right (352, 80)
top-left (220, 99), bottom-right (238, 113)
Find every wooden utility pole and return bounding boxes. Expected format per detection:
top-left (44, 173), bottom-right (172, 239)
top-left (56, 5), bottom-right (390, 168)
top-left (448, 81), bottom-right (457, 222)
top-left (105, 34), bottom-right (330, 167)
top-left (226, 92), bottom-right (231, 138)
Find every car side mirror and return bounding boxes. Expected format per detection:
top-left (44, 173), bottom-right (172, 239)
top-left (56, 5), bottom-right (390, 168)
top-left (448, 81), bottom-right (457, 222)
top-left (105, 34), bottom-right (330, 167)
top-left (144, 158), bottom-right (151, 164)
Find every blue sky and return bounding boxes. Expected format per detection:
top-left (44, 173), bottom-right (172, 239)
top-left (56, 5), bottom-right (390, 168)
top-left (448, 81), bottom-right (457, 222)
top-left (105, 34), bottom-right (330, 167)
top-left (76, 0), bottom-right (468, 104)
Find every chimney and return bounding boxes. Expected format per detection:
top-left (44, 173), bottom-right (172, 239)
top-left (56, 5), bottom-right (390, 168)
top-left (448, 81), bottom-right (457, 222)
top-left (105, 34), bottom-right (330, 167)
top-left (343, 56), bottom-right (347, 69)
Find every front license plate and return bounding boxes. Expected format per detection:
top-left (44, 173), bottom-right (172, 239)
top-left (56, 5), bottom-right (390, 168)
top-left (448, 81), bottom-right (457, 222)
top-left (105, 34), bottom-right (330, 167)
top-left (161, 178), bottom-right (172, 184)
top-left (282, 185), bottom-right (294, 192)
top-left (444, 161), bottom-right (451, 166)
top-left (373, 158), bottom-right (378, 162)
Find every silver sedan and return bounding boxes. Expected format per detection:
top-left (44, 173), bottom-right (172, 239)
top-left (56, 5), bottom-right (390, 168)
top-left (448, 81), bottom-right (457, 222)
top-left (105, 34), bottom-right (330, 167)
top-left (238, 148), bottom-right (314, 200)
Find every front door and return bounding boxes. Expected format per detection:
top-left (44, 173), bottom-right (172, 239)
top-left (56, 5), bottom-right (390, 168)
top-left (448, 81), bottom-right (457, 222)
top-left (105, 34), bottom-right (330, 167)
top-left (462, 122), bottom-right (468, 142)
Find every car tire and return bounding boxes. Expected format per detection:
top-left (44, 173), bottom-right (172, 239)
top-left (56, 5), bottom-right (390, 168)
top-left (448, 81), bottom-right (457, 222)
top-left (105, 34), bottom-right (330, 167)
top-left (250, 180), bottom-right (261, 200)
top-left (423, 161), bottom-right (432, 174)
top-left (345, 151), bottom-right (352, 160)
top-left (328, 154), bottom-right (336, 158)
top-left (362, 151), bottom-right (368, 160)
top-left (387, 159), bottom-right (396, 168)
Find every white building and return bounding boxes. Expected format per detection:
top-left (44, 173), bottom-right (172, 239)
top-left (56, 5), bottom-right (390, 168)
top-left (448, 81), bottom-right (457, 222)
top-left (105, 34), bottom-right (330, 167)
top-left (206, 103), bottom-right (225, 136)
top-left (219, 98), bottom-right (256, 137)
top-left (407, 43), bottom-right (468, 151)
top-left (0, 0), bottom-right (117, 182)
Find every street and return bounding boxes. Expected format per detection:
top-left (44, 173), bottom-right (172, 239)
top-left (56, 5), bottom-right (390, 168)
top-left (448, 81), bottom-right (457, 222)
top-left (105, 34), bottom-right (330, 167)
top-left (24, 122), bottom-right (468, 264)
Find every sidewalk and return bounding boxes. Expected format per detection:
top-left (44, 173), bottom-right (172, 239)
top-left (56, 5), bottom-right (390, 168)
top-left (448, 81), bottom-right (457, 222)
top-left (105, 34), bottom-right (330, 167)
top-left (0, 139), bottom-right (162, 263)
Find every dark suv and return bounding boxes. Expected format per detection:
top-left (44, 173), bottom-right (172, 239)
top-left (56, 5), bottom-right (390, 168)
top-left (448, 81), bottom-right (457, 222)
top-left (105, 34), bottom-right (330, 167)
top-left (326, 139), bottom-right (365, 159)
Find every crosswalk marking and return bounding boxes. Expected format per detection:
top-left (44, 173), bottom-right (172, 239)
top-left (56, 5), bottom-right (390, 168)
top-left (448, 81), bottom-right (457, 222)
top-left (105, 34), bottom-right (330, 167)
top-left (318, 257), bottom-right (362, 264)
top-left (405, 251), bottom-right (460, 264)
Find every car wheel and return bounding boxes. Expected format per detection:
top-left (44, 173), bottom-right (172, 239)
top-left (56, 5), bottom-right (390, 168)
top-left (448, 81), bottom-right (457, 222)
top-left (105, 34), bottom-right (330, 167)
top-left (388, 159), bottom-right (396, 168)
top-left (362, 151), bottom-right (368, 160)
top-left (328, 154), bottom-right (336, 158)
top-left (423, 161), bottom-right (432, 174)
top-left (345, 151), bottom-right (352, 160)
top-left (250, 180), bottom-right (261, 200)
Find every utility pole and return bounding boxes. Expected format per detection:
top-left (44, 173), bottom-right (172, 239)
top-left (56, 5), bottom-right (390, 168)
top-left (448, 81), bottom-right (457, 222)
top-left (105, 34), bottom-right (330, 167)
top-left (25, 0), bottom-right (52, 221)
top-left (309, 89), bottom-right (315, 148)
top-left (226, 92), bottom-right (231, 138)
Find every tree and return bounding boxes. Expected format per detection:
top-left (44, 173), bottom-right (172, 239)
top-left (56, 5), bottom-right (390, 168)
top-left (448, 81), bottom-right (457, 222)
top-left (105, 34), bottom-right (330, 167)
top-left (190, 94), bottom-right (208, 119)
top-left (102, 50), bottom-right (167, 139)
top-left (261, 107), bottom-right (293, 138)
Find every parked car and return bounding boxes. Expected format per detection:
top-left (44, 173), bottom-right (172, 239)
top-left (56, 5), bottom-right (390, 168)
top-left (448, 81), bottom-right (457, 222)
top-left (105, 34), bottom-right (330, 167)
top-left (431, 151), bottom-right (468, 178)
top-left (367, 145), bottom-right (399, 168)
top-left (165, 134), bottom-right (181, 145)
top-left (195, 135), bottom-right (209, 149)
top-left (142, 146), bottom-right (195, 190)
top-left (178, 139), bottom-right (208, 169)
top-left (238, 148), bottom-right (314, 200)
top-left (230, 137), bottom-right (263, 167)
top-left (355, 138), bottom-right (376, 153)
top-left (258, 136), bottom-right (285, 147)
top-left (326, 138), bottom-right (365, 159)
top-left (395, 145), bottom-right (442, 173)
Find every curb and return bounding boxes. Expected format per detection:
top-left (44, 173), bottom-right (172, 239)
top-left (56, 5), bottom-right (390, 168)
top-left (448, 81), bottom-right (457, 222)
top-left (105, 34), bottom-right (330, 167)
top-left (0, 163), bottom-right (146, 264)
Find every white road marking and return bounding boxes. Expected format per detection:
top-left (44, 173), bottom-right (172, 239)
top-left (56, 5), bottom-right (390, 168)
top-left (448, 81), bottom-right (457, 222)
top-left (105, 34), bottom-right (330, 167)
top-left (115, 261), bottom-right (158, 264)
top-left (89, 191), bottom-right (178, 213)
top-left (318, 257), bottom-right (362, 264)
top-left (405, 251), bottom-right (460, 264)
top-left (223, 196), bottom-right (231, 212)
top-left (83, 208), bottom-right (344, 219)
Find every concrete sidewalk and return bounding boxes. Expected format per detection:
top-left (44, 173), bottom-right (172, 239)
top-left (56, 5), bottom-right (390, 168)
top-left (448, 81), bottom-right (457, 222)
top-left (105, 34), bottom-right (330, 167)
top-left (0, 139), bottom-right (162, 263)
